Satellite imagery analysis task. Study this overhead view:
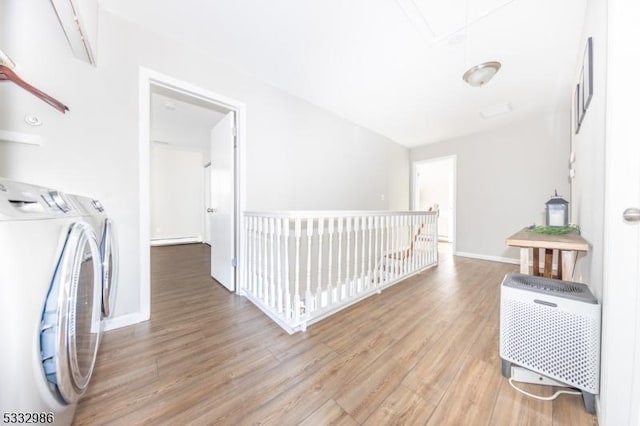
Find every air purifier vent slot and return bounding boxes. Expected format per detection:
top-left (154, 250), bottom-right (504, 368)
top-left (502, 273), bottom-right (597, 303)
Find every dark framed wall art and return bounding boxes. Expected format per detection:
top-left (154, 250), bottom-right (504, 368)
top-left (575, 37), bottom-right (593, 134)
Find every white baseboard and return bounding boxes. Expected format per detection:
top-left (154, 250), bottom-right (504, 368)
top-left (102, 312), bottom-right (148, 331)
top-left (455, 251), bottom-right (520, 265)
top-left (150, 236), bottom-right (202, 246)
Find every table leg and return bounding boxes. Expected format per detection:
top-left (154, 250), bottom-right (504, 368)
top-left (520, 247), bottom-right (530, 274)
top-left (561, 250), bottom-right (577, 281)
top-left (544, 249), bottom-right (553, 278)
top-left (532, 248), bottom-right (540, 276)
top-left (557, 250), bottom-right (563, 279)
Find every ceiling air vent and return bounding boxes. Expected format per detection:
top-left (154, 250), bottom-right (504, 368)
top-left (479, 103), bottom-right (512, 119)
top-left (49, 0), bottom-right (98, 66)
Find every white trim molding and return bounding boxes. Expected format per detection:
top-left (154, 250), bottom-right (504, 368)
top-left (150, 237), bottom-right (203, 246)
top-left (102, 312), bottom-right (148, 331)
top-left (455, 251), bottom-right (520, 265)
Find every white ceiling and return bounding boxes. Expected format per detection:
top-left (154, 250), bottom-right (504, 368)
top-left (102, 0), bottom-right (587, 147)
top-left (150, 86), bottom-right (227, 151)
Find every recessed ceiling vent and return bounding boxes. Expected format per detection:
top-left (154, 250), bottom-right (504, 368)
top-left (480, 102), bottom-right (512, 119)
top-left (49, 0), bottom-right (98, 66)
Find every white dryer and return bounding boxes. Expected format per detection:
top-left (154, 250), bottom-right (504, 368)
top-left (68, 194), bottom-right (118, 319)
top-left (0, 179), bottom-right (103, 425)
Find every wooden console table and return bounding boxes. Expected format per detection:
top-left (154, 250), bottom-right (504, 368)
top-left (506, 228), bottom-right (589, 281)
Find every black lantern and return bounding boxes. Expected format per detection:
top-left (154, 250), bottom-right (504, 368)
top-left (546, 191), bottom-right (569, 227)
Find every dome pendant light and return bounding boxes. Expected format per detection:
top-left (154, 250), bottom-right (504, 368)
top-left (463, 61), bottom-right (502, 87)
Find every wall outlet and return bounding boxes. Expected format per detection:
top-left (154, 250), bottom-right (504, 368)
top-left (381, 194), bottom-right (385, 201)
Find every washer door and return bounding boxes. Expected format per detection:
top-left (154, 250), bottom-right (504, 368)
top-left (40, 222), bottom-right (102, 404)
top-left (100, 218), bottom-right (118, 318)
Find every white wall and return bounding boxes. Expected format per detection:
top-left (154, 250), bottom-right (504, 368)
top-left (569, 0), bottom-right (607, 299)
top-left (411, 114), bottom-right (570, 262)
top-left (0, 3), bottom-right (409, 319)
top-left (150, 144), bottom-right (204, 242)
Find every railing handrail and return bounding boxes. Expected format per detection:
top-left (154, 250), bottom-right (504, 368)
top-left (244, 210), bottom-right (439, 219)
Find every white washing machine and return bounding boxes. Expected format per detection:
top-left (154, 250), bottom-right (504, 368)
top-left (68, 194), bottom-right (118, 319)
top-left (0, 179), bottom-right (104, 425)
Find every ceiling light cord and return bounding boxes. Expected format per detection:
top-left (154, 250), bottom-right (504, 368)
top-left (463, 0), bottom-right (470, 70)
top-left (508, 378), bottom-right (582, 401)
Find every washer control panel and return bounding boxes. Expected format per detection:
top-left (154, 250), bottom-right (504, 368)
top-left (0, 178), bottom-right (77, 218)
top-left (49, 191), bottom-right (71, 213)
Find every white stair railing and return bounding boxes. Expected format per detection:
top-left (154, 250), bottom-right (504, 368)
top-left (241, 211), bottom-right (438, 333)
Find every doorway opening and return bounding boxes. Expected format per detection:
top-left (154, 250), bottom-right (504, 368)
top-left (139, 68), bottom-right (246, 321)
top-left (412, 156), bottom-right (457, 255)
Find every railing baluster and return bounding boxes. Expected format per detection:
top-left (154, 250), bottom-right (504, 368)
top-left (422, 214), bottom-right (428, 268)
top-left (427, 214), bottom-right (433, 265)
top-left (373, 216), bottom-right (380, 287)
top-left (367, 216), bottom-right (373, 289)
top-left (305, 218), bottom-right (314, 314)
top-left (411, 215), bottom-right (417, 272)
top-left (352, 216), bottom-right (359, 294)
top-left (402, 215), bottom-right (408, 277)
top-left (433, 209), bottom-right (440, 263)
top-left (253, 216), bottom-right (259, 294)
top-left (326, 218), bottom-right (334, 307)
top-left (336, 217), bottom-right (343, 303)
top-left (393, 216), bottom-right (402, 280)
top-left (263, 217), bottom-right (269, 303)
top-left (283, 218), bottom-right (291, 320)
top-left (422, 215), bottom-right (428, 267)
top-left (269, 218), bottom-right (276, 307)
top-left (245, 216), bottom-right (251, 294)
top-left (388, 216), bottom-right (394, 280)
top-left (316, 218), bottom-right (324, 308)
top-left (358, 216), bottom-right (367, 291)
top-left (345, 216), bottom-right (352, 299)
top-left (385, 215), bottom-right (391, 283)
top-left (276, 218), bottom-right (283, 313)
top-left (294, 218), bottom-right (302, 324)
top-left (256, 217), bottom-right (263, 298)
top-left (423, 214), bottom-right (428, 266)
top-left (418, 215), bottom-right (429, 268)
top-left (380, 216), bottom-right (386, 285)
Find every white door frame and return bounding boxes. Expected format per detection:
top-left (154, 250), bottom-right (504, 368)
top-left (203, 162), bottom-right (212, 246)
top-left (411, 155), bottom-right (457, 254)
top-left (138, 67), bottom-right (246, 321)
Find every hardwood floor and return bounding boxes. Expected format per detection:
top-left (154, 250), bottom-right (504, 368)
top-left (74, 243), bottom-right (598, 425)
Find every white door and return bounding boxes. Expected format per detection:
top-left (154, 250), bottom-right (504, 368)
top-left (203, 164), bottom-right (212, 246)
top-left (209, 112), bottom-right (235, 291)
top-left (601, 1), bottom-right (640, 423)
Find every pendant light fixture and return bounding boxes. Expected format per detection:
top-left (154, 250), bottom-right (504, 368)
top-left (463, 61), bottom-right (502, 87)
top-left (460, 0), bottom-right (501, 87)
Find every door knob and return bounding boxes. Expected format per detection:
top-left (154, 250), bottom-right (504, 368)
top-left (623, 207), bottom-right (640, 222)
top-left (207, 208), bottom-right (214, 213)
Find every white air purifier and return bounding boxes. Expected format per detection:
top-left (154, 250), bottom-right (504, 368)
top-left (499, 273), bottom-right (601, 414)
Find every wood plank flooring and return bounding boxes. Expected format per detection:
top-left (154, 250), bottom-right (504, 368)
top-left (73, 243), bottom-right (598, 425)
